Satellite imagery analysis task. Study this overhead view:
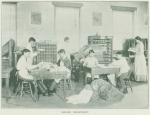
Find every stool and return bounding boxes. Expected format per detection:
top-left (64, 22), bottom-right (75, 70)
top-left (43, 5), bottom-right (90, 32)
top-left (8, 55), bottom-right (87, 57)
top-left (124, 78), bottom-right (133, 92)
top-left (15, 73), bottom-right (36, 102)
top-left (59, 79), bottom-right (72, 90)
top-left (65, 79), bottom-right (72, 90)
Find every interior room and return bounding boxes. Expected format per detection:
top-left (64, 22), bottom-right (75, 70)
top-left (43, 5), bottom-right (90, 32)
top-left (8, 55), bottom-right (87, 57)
top-left (1, 1), bottom-right (149, 108)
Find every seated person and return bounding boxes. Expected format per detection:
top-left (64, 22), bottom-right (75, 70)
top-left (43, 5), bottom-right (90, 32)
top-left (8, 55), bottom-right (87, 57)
top-left (83, 49), bottom-right (99, 82)
top-left (111, 51), bottom-right (130, 94)
top-left (45, 49), bottom-right (71, 94)
top-left (57, 49), bottom-right (72, 71)
top-left (16, 49), bottom-right (48, 95)
top-left (16, 49), bottom-right (39, 80)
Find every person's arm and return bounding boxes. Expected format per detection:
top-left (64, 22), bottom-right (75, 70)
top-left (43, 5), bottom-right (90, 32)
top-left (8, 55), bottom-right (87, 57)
top-left (26, 59), bottom-right (41, 70)
top-left (57, 59), bottom-right (61, 66)
top-left (64, 58), bottom-right (72, 70)
top-left (110, 60), bottom-right (120, 67)
top-left (27, 64), bottom-right (39, 70)
top-left (83, 58), bottom-right (88, 67)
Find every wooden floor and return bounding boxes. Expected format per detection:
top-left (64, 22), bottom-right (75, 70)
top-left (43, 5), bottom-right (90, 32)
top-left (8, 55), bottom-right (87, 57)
top-left (1, 79), bottom-right (148, 109)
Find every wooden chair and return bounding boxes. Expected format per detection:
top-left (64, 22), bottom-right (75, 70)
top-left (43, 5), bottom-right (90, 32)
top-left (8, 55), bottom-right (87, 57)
top-left (124, 71), bottom-right (133, 92)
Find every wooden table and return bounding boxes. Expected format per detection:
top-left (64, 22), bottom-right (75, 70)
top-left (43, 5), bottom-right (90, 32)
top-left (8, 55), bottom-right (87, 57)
top-left (91, 66), bottom-right (120, 76)
top-left (91, 66), bottom-right (120, 84)
top-left (30, 69), bottom-right (69, 101)
top-left (30, 69), bottom-right (68, 80)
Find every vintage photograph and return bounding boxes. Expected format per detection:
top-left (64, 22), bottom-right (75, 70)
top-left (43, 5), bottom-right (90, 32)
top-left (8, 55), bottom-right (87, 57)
top-left (1, 1), bottom-right (149, 109)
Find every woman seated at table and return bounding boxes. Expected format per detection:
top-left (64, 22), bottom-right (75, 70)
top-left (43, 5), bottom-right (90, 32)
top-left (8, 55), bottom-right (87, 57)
top-left (44, 49), bottom-right (71, 95)
top-left (16, 49), bottom-right (39, 80)
top-left (111, 51), bottom-right (130, 94)
top-left (82, 49), bottom-right (99, 83)
top-left (16, 49), bottom-right (48, 95)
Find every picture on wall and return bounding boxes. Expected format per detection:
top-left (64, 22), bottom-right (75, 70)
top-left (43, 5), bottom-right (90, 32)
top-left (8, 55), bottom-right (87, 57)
top-left (31, 12), bottom-right (41, 25)
top-left (93, 12), bottom-right (102, 26)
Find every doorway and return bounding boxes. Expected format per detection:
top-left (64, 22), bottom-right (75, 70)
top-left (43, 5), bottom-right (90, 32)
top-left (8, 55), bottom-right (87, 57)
top-left (113, 10), bottom-right (134, 50)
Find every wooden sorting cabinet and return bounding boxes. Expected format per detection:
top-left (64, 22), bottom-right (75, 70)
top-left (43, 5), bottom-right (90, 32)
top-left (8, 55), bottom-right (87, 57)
top-left (88, 36), bottom-right (113, 64)
top-left (36, 41), bottom-right (57, 64)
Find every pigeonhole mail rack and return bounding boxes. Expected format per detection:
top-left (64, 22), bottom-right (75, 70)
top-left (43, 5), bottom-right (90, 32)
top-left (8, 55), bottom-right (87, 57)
top-left (36, 41), bottom-right (57, 64)
top-left (88, 35), bottom-right (113, 64)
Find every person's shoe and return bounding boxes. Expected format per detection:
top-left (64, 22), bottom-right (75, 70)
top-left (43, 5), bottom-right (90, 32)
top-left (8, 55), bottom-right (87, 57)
top-left (48, 92), bottom-right (53, 96)
top-left (47, 90), bottom-right (54, 96)
top-left (123, 88), bottom-right (128, 94)
top-left (42, 93), bottom-right (46, 96)
top-left (42, 90), bottom-right (49, 96)
top-left (52, 89), bottom-right (56, 93)
top-left (42, 92), bottom-right (48, 96)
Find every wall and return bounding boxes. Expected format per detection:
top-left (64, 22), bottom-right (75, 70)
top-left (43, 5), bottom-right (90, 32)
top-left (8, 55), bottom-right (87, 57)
top-left (79, 1), bottom-right (149, 47)
top-left (16, 1), bottom-right (148, 49)
top-left (1, 3), bottom-right (16, 46)
top-left (17, 2), bottom-right (55, 47)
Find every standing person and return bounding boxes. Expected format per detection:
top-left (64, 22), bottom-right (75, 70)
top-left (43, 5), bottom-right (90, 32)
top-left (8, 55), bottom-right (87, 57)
top-left (26, 37), bottom-right (38, 65)
top-left (62, 36), bottom-right (75, 58)
top-left (134, 36), bottom-right (148, 81)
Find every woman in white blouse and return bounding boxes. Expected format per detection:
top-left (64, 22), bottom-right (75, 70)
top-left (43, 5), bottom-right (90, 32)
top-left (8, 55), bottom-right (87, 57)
top-left (134, 36), bottom-right (148, 81)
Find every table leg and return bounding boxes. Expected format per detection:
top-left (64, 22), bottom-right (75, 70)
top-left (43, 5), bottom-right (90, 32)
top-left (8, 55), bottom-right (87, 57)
top-left (33, 81), bottom-right (39, 102)
top-left (115, 74), bottom-right (119, 87)
top-left (63, 79), bottom-right (66, 100)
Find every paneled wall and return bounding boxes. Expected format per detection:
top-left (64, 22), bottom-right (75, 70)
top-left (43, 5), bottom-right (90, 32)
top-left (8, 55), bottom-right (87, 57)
top-left (1, 3), bottom-right (17, 46)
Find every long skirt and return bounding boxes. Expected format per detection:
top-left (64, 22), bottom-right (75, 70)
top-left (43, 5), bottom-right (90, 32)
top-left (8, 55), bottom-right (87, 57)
top-left (134, 54), bottom-right (148, 81)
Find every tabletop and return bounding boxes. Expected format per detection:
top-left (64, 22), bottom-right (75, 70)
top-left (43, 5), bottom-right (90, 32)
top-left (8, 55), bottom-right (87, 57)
top-left (30, 68), bottom-right (68, 80)
top-left (91, 66), bottom-right (120, 75)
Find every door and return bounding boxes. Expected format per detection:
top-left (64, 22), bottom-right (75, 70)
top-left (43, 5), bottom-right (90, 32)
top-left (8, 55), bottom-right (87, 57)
top-left (113, 10), bottom-right (134, 50)
top-left (55, 7), bottom-right (80, 53)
